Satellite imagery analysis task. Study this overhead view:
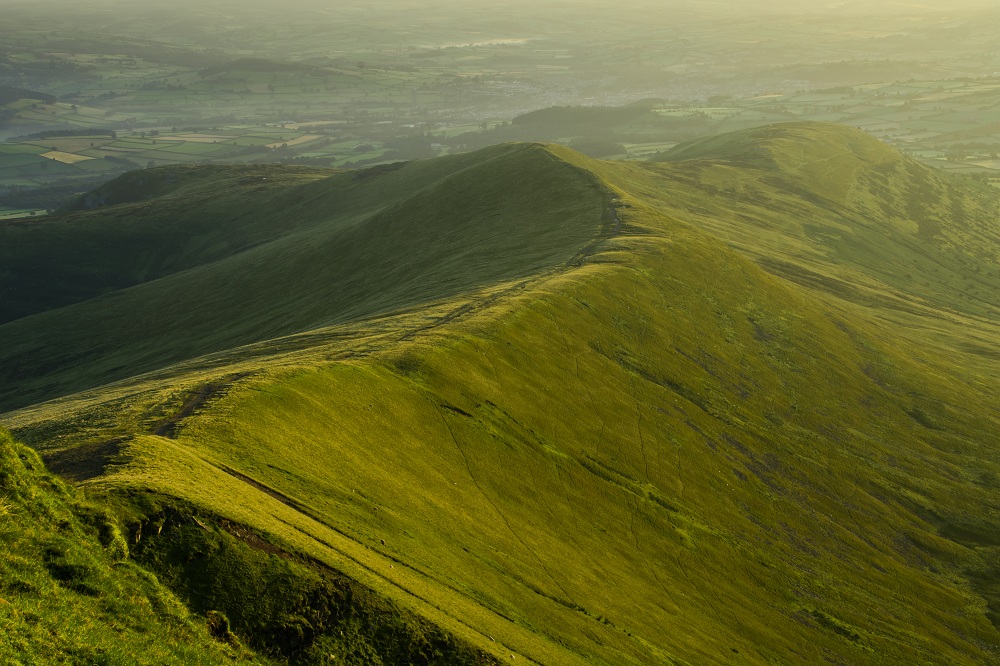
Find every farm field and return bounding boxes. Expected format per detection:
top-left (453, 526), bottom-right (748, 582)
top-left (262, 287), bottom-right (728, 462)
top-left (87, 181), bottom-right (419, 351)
top-left (0, 125), bottom-right (396, 211)
top-left (11, 74), bottom-right (1000, 213)
top-left (0, 206), bottom-right (46, 219)
top-left (465, 76), bottom-right (1000, 179)
top-left (6, 2), bottom-right (1000, 211)
top-left (3, 3), bottom-right (1000, 135)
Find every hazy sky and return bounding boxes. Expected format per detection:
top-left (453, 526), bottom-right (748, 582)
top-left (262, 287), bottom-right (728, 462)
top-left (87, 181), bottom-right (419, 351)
top-left (2, 0), bottom-right (998, 10)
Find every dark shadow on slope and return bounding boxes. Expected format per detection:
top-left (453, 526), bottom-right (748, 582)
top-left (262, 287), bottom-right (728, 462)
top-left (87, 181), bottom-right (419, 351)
top-left (42, 437), bottom-right (126, 482)
top-left (126, 497), bottom-right (503, 665)
top-left (0, 144), bottom-right (612, 412)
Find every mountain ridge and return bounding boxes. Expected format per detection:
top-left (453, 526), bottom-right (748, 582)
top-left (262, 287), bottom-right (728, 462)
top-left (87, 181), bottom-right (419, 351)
top-left (0, 142), bottom-right (612, 411)
top-left (3, 122), bottom-right (1000, 665)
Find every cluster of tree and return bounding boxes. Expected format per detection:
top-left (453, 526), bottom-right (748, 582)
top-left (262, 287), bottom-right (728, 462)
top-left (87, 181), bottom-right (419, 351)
top-left (382, 135), bottom-right (436, 160)
top-left (139, 81), bottom-right (187, 91)
top-left (962, 172), bottom-right (997, 183)
top-left (199, 58), bottom-right (319, 78)
top-left (433, 103), bottom-right (718, 155)
top-left (939, 142), bottom-right (1000, 161)
top-left (12, 129), bottom-right (117, 141)
top-left (511, 105), bottom-right (647, 135)
top-left (103, 154), bottom-right (140, 168)
top-left (91, 91), bottom-right (121, 102)
top-left (0, 58), bottom-right (90, 86)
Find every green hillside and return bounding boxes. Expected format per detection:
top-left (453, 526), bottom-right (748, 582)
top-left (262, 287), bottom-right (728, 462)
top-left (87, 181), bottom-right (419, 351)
top-left (647, 123), bottom-right (1000, 353)
top-left (0, 164), bottom-right (333, 325)
top-left (0, 143), bottom-right (610, 410)
top-left (0, 428), bottom-right (262, 665)
top-left (3, 123), bottom-right (1000, 665)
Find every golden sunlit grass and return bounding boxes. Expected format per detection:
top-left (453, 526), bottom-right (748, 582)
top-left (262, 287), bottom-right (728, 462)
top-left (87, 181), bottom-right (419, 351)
top-left (0, 429), bottom-right (266, 665)
top-left (3, 123), bottom-right (1000, 664)
top-left (40, 150), bottom-right (96, 164)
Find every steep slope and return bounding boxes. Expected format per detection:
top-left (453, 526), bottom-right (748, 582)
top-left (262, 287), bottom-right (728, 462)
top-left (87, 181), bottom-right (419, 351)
top-left (0, 428), bottom-right (259, 665)
top-left (4, 124), bottom-right (1000, 665)
top-left (0, 144), bottom-right (601, 326)
top-left (0, 143), bottom-right (611, 410)
top-left (0, 164), bottom-right (333, 325)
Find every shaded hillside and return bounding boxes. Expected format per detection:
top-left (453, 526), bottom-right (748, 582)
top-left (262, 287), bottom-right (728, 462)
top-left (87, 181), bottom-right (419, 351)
top-left (3, 123), bottom-right (1000, 665)
top-left (0, 85), bottom-right (56, 106)
top-left (0, 164), bottom-right (334, 325)
top-left (459, 104), bottom-right (716, 152)
top-left (0, 143), bottom-right (610, 410)
top-left (3, 146), bottom-right (570, 325)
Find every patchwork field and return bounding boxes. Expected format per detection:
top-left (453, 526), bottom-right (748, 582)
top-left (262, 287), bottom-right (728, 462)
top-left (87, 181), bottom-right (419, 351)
top-left (16, 71), bottom-right (1000, 211)
top-left (8, 2), bottom-right (1000, 213)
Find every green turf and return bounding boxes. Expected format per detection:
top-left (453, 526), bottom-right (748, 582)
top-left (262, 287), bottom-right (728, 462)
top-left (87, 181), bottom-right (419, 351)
top-left (0, 154), bottom-right (50, 168)
top-left (0, 428), bottom-right (264, 665)
top-left (3, 123), bottom-right (1000, 665)
top-left (0, 145), bottom-right (47, 155)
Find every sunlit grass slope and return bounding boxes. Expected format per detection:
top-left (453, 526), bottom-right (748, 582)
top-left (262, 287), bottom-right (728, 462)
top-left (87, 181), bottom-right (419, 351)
top-left (0, 428), bottom-right (262, 665)
top-left (0, 143), bottom-right (610, 410)
top-left (651, 122), bottom-right (1000, 330)
top-left (5, 123), bottom-right (1000, 665)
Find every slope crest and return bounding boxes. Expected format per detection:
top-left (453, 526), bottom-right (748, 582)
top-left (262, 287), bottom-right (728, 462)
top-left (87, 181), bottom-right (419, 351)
top-left (658, 122), bottom-right (905, 203)
top-left (644, 122), bottom-right (1000, 322)
top-left (658, 121), bottom-right (896, 168)
top-left (0, 143), bottom-right (583, 327)
top-left (0, 164), bottom-right (335, 325)
top-left (0, 143), bottom-right (611, 411)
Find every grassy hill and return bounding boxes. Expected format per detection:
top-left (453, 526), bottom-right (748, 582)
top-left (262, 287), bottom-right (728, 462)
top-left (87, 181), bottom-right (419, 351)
top-left (3, 123), bottom-right (1000, 664)
top-left (0, 428), bottom-right (264, 664)
top-left (0, 86), bottom-right (56, 107)
top-left (0, 144), bottom-right (610, 410)
top-left (647, 123), bottom-right (1000, 355)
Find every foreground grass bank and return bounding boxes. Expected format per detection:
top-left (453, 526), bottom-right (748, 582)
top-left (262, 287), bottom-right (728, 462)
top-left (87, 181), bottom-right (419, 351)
top-left (0, 428), bottom-right (262, 664)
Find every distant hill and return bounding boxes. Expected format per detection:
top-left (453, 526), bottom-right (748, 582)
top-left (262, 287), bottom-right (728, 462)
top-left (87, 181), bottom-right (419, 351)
top-left (199, 57), bottom-right (325, 78)
top-left (653, 122), bottom-right (1000, 321)
top-left (458, 103), bottom-right (714, 151)
top-left (512, 105), bottom-right (649, 133)
top-left (3, 123), bottom-right (1000, 665)
top-left (0, 85), bottom-right (56, 106)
